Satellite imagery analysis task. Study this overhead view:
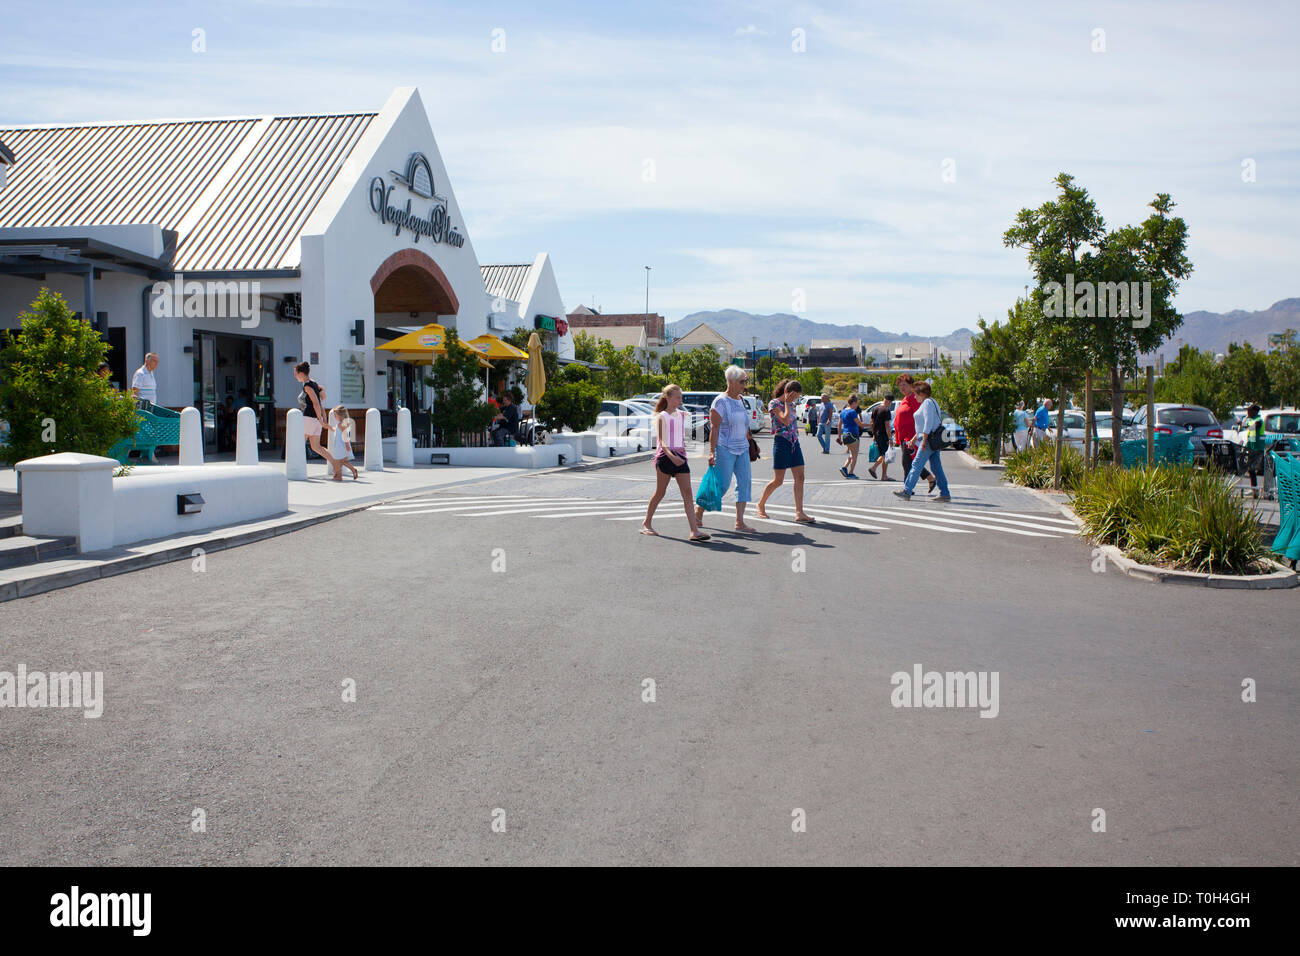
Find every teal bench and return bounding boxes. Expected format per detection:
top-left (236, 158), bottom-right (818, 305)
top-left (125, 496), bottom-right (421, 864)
top-left (107, 404), bottom-right (182, 464)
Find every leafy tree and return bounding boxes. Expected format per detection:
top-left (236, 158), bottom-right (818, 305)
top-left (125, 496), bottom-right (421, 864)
top-left (0, 289), bottom-right (138, 463)
top-left (1218, 341), bottom-right (1273, 411)
top-left (1265, 330), bottom-right (1300, 408)
top-left (594, 340), bottom-right (641, 399)
top-left (572, 330), bottom-right (600, 363)
top-left (1154, 344), bottom-right (1220, 412)
top-left (763, 361), bottom-right (795, 400)
top-left (753, 355), bottom-right (773, 391)
top-left (425, 329), bottom-right (496, 446)
top-left (1004, 174), bottom-right (1193, 464)
top-left (637, 373), bottom-right (669, 395)
top-left (797, 366), bottom-right (824, 395)
top-left (966, 374), bottom-right (1019, 462)
top-left (672, 347), bottom-right (726, 391)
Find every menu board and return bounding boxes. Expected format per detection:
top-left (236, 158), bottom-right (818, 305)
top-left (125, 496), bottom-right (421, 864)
top-left (340, 349), bottom-right (366, 404)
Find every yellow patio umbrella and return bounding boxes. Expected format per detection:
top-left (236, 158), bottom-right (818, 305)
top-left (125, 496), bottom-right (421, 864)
top-left (525, 332), bottom-right (546, 405)
top-left (376, 323), bottom-right (489, 367)
top-left (465, 334), bottom-right (529, 361)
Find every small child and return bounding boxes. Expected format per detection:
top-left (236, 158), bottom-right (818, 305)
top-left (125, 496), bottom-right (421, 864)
top-left (329, 405), bottom-right (359, 481)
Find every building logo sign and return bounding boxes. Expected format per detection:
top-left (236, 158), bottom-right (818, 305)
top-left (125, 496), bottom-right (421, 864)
top-left (535, 314), bottom-right (558, 333)
top-left (368, 152), bottom-right (466, 248)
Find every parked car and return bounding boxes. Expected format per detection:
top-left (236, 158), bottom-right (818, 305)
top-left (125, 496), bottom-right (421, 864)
top-left (677, 390), bottom-right (764, 432)
top-left (863, 399), bottom-right (968, 450)
top-left (595, 400), bottom-right (654, 438)
top-left (801, 396), bottom-right (839, 434)
top-left (1125, 403), bottom-right (1224, 462)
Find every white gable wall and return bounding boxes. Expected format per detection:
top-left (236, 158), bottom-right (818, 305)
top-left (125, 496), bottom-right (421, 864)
top-left (299, 88), bottom-right (487, 407)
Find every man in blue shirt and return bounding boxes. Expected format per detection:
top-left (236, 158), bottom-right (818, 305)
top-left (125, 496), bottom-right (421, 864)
top-left (1031, 398), bottom-right (1053, 448)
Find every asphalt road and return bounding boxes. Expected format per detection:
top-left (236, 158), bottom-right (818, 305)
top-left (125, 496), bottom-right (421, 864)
top-left (1, 434), bottom-right (1296, 865)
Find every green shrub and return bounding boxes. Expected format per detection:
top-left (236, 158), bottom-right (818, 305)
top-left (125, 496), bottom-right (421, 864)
top-left (425, 329), bottom-right (496, 447)
top-left (1002, 441), bottom-right (1085, 490)
top-left (536, 380), bottom-right (601, 432)
top-left (0, 289), bottom-right (139, 463)
top-left (1070, 464), bottom-right (1264, 574)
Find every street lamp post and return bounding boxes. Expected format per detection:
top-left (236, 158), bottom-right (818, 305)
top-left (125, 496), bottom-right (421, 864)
top-left (644, 266), bottom-right (651, 375)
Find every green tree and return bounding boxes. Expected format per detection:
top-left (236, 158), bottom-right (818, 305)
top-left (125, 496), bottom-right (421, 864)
top-left (572, 330), bottom-right (600, 363)
top-left (1266, 330), bottom-right (1300, 407)
top-left (594, 340), bottom-right (641, 399)
top-left (1004, 174), bottom-right (1193, 463)
top-left (966, 374), bottom-right (1019, 462)
top-left (753, 355), bottom-right (773, 391)
top-left (1217, 341), bottom-right (1272, 412)
top-left (1154, 344), bottom-right (1220, 412)
top-left (763, 361), bottom-right (795, 400)
top-left (672, 347), bottom-right (726, 391)
top-left (535, 379), bottom-right (601, 432)
top-left (425, 329), bottom-right (495, 446)
top-left (0, 289), bottom-right (138, 463)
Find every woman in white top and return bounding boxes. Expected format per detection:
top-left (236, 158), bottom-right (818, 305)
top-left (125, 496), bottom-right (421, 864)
top-left (695, 364), bottom-right (758, 532)
top-left (894, 380), bottom-right (950, 501)
top-left (641, 385), bottom-right (710, 541)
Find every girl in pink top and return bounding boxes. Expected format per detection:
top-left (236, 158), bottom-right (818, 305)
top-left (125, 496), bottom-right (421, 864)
top-left (641, 384), bottom-right (710, 541)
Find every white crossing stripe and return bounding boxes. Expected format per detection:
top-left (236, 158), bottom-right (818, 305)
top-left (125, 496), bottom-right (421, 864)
top-left (761, 507), bottom-right (887, 532)
top-left (818, 504), bottom-right (1065, 537)
top-left (789, 505), bottom-right (972, 533)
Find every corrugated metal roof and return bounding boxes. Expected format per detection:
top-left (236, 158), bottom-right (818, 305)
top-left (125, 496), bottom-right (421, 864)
top-left (0, 111), bottom-right (377, 272)
top-left (481, 263), bottom-right (532, 304)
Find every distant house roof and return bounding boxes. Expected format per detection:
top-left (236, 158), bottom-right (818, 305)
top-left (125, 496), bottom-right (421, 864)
top-left (481, 263), bottom-right (533, 303)
top-left (0, 111), bottom-right (378, 271)
top-left (672, 322), bottom-right (733, 349)
top-left (584, 325), bottom-right (646, 349)
top-left (570, 304), bottom-right (598, 315)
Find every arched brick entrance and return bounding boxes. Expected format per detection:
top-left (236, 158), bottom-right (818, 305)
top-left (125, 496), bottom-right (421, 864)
top-left (370, 248), bottom-right (459, 315)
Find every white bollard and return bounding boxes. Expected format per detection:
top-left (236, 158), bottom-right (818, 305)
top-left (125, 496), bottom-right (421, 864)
top-left (285, 409), bottom-right (307, 480)
top-left (15, 452), bottom-right (117, 553)
top-left (396, 407), bottom-right (414, 467)
top-left (235, 407), bottom-right (259, 465)
top-left (179, 406), bottom-right (203, 466)
top-left (364, 408), bottom-right (384, 472)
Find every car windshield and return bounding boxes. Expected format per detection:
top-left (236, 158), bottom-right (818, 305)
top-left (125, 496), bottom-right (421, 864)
top-left (1062, 414), bottom-right (1086, 429)
top-left (1156, 407), bottom-right (1215, 428)
top-left (1265, 413), bottom-right (1300, 434)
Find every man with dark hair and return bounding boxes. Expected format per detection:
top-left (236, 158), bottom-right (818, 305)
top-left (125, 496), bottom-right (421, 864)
top-left (893, 374), bottom-right (934, 493)
top-left (491, 391), bottom-right (520, 446)
top-left (293, 361), bottom-right (337, 473)
top-left (866, 392), bottom-right (894, 480)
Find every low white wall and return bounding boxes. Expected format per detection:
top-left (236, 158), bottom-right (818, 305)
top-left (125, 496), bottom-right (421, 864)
top-left (111, 465), bottom-right (289, 547)
top-left (419, 445), bottom-right (575, 468)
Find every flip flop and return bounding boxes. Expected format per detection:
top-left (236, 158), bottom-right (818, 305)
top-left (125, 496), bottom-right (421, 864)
top-left (794, 516), bottom-right (816, 524)
top-left (639, 527), bottom-right (659, 536)
top-left (690, 532), bottom-right (712, 542)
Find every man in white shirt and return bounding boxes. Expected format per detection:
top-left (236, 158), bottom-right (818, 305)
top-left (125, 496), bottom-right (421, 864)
top-left (131, 353), bottom-right (159, 404)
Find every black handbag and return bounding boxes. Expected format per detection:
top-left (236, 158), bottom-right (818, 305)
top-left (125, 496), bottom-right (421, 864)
top-left (926, 424), bottom-right (951, 451)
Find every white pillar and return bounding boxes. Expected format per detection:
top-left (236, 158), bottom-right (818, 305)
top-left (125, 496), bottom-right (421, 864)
top-left (235, 407), bottom-right (259, 465)
top-left (285, 409), bottom-right (307, 480)
top-left (179, 406), bottom-right (203, 466)
top-left (15, 452), bottom-right (117, 553)
top-left (364, 408), bottom-right (384, 472)
top-left (396, 407), bottom-right (414, 467)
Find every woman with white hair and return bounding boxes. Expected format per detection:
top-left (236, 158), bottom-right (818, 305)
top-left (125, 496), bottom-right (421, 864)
top-left (695, 363), bottom-right (757, 532)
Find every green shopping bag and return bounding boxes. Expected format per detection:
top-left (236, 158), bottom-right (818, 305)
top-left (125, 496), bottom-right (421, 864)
top-left (695, 465), bottom-right (723, 512)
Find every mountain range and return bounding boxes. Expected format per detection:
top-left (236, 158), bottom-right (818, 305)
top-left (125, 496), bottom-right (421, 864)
top-left (669, 300), bottom-right (1300, 357)
top-left (668, 310), bottom-right (975, 352)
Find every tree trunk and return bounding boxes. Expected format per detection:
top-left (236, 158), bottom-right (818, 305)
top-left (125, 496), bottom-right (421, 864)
top-left (1053, 380), bottom-right (1067, 489)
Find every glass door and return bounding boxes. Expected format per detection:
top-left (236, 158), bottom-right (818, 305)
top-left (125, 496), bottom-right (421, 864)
top-left (251, 338), bottom-right (274, 447)
top-left (193, 332), bottom-right (217, 450)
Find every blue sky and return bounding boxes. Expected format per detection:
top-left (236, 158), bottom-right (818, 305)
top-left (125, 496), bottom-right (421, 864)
top-left (3, 0), bottom-right (1297, 335)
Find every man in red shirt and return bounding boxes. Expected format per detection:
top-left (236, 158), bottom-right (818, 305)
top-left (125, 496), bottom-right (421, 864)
top-left (893, 374), bottom-right (936, 493)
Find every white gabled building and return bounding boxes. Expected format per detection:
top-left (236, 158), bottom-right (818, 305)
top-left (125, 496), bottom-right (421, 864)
top-left (0, 87), bottom-right (571, 452)
top-left (481, 254), bottom-right (573, 360)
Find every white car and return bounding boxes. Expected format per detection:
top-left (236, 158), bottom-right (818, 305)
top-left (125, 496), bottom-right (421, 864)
top-left (596, 400), bottom-right (654, 438)
top-left (678, 390), bottom-right (765, 433)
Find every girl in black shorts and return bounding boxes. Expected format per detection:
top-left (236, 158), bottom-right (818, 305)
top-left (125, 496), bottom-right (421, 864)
top-left (641, 384), bottom-right (710, 541)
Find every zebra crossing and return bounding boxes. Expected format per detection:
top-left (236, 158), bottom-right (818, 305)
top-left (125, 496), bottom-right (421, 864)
top-left (368, 493), bottom-right (1080, 538)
